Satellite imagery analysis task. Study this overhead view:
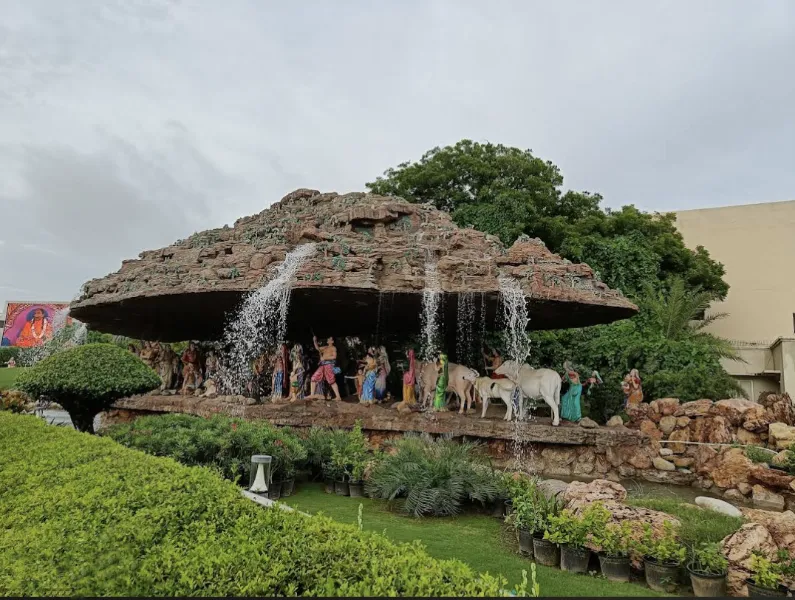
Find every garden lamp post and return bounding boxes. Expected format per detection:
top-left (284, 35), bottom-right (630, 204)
top-left (249, 455), bottom-right (272, 494)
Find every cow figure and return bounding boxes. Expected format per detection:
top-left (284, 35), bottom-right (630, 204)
top-left (494, 360), bottom-right (562, 426)
top-left (473, 377), bottom-right (521, 420)
top-left (418, 361), bottom-right (478, 413)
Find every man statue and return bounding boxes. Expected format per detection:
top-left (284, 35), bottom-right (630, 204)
top-left (310, 336), bottom-right (342, 400)
top-left (180, 342), bottom-right (201, 396)
top-left (158, 343), bottom-right (176, 391)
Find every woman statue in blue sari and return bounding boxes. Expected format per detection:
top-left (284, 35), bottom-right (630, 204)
top-left (359, 348), bottom-right (378, 405)
top-left (560, 361), bottom-right (603, 422)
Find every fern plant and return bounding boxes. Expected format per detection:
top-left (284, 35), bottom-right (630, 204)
top-left (365, 434), bottom-right (503, 517)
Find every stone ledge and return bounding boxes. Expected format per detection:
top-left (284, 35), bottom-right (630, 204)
top-left (110, 394), bottom-right (649, 447)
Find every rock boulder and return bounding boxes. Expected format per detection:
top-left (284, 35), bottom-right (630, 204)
top-left (695, 496), bottom-right (743, 517)
top-left (721, 523), bottom-right (779, 597)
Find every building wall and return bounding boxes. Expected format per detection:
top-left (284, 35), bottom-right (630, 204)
top-left (676, 200), bottom-right (795, 344)
top-left (676, 201), bottom-right (795, 396)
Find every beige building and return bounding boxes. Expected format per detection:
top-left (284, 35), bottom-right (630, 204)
top-left (676, 200), bottom-right (795, 398)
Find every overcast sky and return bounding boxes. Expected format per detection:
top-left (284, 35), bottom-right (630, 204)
top-left (1, 0), bottom-right (794, 316)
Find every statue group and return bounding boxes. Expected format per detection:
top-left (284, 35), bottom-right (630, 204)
top-left (135, 336), bottom-right (642, 426)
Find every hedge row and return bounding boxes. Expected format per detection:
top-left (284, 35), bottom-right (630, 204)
top-left (0, 413), bottom-right (505, 596)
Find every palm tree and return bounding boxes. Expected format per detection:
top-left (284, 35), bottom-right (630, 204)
top-left (643, 278), bottom-right (742, 362)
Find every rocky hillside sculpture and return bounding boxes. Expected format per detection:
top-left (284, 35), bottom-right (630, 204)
top-left (71, 189), bottom-right (637, 342)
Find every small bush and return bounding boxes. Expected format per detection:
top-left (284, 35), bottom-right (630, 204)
top-left (745, 445), bottom-right (775, 464)
top-left (689, 542), bottom-right (728, 576)
top-left (105, 413), bottom-right (307, 483)
top-left (642, 522), bottom-right (687, 565)
top-left (16, 343), bottom-right (160, 432)
top-left (0, 412), bottom-right (508, 596)
top-left (366, 434), bottom-right (504, 517)
top-left (505, 475), bottom-right (562, 534)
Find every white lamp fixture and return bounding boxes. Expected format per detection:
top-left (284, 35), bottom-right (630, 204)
top-left (249, 455), bottom-right (272, 494)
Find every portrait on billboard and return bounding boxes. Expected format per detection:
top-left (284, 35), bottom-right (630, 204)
top-left (1, 302), bottom-right (72, 347)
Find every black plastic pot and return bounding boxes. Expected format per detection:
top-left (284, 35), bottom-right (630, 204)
top-left (324, 479), bottom-right (334, 494)
top-left (281, 478), bottom-right (295, 497)
top-left (688, 568), bottom-right (727, 597)
top-left (599, 554), bottom-right (630, 583)
top-left (492, 501), bottom-right (507, 519)
top-left (334, 480), bottom-right (350, 496)
top-left (504, 499), bottom-right (513, 517)
top-left (517, 529), bottom-right (533, 557)
top-left (532, 535), bottom-right (560, 567)
top-left (560, 545), bottom-right (590, 574)
top-left (645, 558), bottom-right (681, 593)
top-left (267, 480), bottom-right (282, 501)
top-left (745, 578), bottom-right (788, 598)
top-left (349, 481), bottom-right (364, 498)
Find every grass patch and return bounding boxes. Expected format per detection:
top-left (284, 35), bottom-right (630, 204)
top-left (0, 367), bottom-right (26, 390)
top-left (286, 484), bottom-right (663, 597)
top-left (627, 497), bottom-right (744, 546)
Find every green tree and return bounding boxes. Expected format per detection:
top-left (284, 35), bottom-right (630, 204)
top-left (367, 139), bottom-right (727, 299)
top-left (16, 343), bottom-right (160, 433)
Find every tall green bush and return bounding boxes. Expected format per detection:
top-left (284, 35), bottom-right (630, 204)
top-left (0, 413), bottom-right (508, 596)
top-left (105, 414), bottom-right (307, 483)
top-left (15, 343), bottom-right (160, 432)
top-left (366, 434), bottom-right (503, 517)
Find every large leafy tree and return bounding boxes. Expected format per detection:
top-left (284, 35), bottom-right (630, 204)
top-left (368, 140), bottom-right (727, 299)
top-left (368, 140), bottom-right (739, 414)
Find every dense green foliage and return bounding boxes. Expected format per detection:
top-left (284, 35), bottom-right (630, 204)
top-left (368, 140), bottom-right (727, 298)
top-left (0, 413), bottom-right (510, 597)
top-left (366, 434), bottom-right (504, 517)
top-left (627, 497), bottom-right (744, 547)
top-left (15, 343), bottom-right (160, 432)
top-left (369, 140), bottom-right (738, 413)
top-left (689, 542), bottom-right (729, 576)
top-left (0, 346), bottom-right (20, 365)
top-left (105, 413), bottom-right (307, 482)
top-left (505, 474), bottom-right (561, 534)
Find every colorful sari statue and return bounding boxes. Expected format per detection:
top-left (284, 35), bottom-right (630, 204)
top-left (402, 349), bottom-right (417, 406)
top-left (623, 369), bottom-right (643, 408)
top-left (360, 350), bottom-right (377, 405)
top-left (271, 343), bottom-right (290, 399)
top-left (560, 361), bottom-right (583, 423)
top-left (374, 346), bottom-right (390, 402)
top-left (433, 354), bottom-right (449, 411)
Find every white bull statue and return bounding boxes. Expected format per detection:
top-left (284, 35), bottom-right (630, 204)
top-left (473, 377), bottom-right (520, 420)
top-left (494, 360), bottom-right (562, 426)
top-left (418, 361), bottom-right (478, 413)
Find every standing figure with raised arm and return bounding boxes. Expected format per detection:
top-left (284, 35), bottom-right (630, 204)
top-left (310, 336), bottom-right (342, 400)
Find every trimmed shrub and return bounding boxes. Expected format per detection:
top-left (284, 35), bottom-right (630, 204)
top-left (104, 414), bottom-right (307, 483)
top-left (366, 433), bottom-right (504, 516)
top-left (15, 343), bottom-right (160, 432)
top-left (0, 413), bottom-right (506, 596)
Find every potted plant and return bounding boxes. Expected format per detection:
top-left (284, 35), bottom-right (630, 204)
top-left (643, 522), bottom-right (687, 593)
top-left (530, 489), bottom-right (562, 567)
top-left (330, 444), bottom-right (351, 496)
top-left (349, 459), bottom-right (365, 498)
top-left (688, 542), bottom-right (728, 597)
top-left (544, 509), bottom-right (592, 573)
top-left (592, 518), bottom-right (634, 583)
top-left (321, 461), bottom-right (336, 494)
top-left (281, 461), bottom-right (297, 497)
top-left (777, 550), bottom-right (795, 596)
top-left (506, 493), bottom-right (536, 557)
top-left (747, 553), bottom-right (787, 597)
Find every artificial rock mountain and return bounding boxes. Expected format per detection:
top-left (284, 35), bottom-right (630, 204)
top-left (71, 189), bottom-right (637, 344)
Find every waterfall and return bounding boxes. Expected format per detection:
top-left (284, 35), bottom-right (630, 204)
top-left (420, 261), bottom-right (442, 362)
top-left (219, 243), bottom-right (316, 393)
top-left (498, 277), bottom-right (531, 364)
top-left (456, 292), bottom-right (475, 365)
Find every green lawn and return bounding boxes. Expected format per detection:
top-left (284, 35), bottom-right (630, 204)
top-left (285, 484), bottom-right (663, 597)
top-left (0, 368), bottom-right (26, 390)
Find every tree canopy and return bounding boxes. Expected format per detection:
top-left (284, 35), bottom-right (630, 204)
top-left (368, 140), bottom-right (727, 299)
top-left (368, 140), bottom-right (739, 414)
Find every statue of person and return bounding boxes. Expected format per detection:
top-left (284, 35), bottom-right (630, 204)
top-left (358, 348), bottom-right (378, 405)
top-left (482, 347), bottom-right (505, 379)
top-left (158, 344), bottom-right (176, 391)
top-left (180, 342), bottom-right (201, 396)
top-left (433, 353), bottom-right (449, 411)
top-left (310, 336), bottom-right (342, 400)
top-left (205, 350), bottom-right (218, 381)
top-left (374, 346), bottom-right (390, 402)
top-left (127, 343), bottom-right (139, 357)
top-left (560, 361), bottom-right (583, 422)
top-left (250, 351), bottom-right (268, 402)
top-left (623, 368), bottom-right (643, 408)
top-left (7, 357), bottom-right (16, 368)
top-left (289, 344), bottom-right (306, 401)
top-left (139, 340), bottom-right (158, 370)
top-left (271, 343), bottom-right (289, 401)
top-left (402, 348), bottom-right (417, 406)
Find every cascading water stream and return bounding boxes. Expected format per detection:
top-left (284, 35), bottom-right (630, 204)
top-left (456, 292), bottom-right (475, 365)
top-left (420, 261), bottom-right (442, 362)
top-left (218, 243), bottom-right (316, 394)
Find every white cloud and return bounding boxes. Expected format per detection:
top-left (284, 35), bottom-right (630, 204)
top-left (0, 0), bottom-right (793, 310)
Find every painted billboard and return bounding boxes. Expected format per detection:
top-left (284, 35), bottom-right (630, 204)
top-left (1, 301), bottom-right (72, 347)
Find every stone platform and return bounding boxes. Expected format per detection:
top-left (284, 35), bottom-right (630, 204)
top-left (107, 393), bottom-right (647, 447)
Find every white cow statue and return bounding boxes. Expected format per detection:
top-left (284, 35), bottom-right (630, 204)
top-left (418, 361), bottom-right (478, 413)
top-left (473, 377), bottom-right (520, 420)
top-left (494, 360), bottom-right (562, 426)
